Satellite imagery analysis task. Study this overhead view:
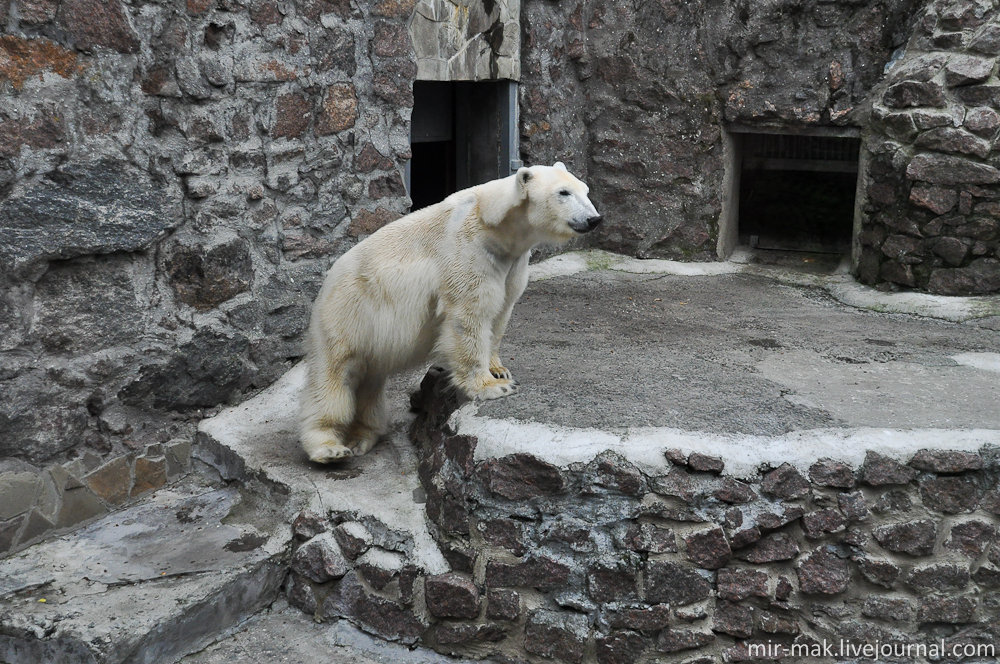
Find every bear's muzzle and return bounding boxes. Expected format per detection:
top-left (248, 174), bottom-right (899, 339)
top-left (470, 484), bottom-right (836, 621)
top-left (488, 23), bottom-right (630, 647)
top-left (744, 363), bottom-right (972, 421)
top-left (570, 215), bottom-right (603, 233)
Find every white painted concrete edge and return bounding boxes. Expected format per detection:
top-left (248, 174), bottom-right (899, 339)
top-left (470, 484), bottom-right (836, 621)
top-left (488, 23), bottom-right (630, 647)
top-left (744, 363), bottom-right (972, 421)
top-left (451, 403), bottom-right (1000, 481)
top-left (529, 249), bottom-right (1000, 323)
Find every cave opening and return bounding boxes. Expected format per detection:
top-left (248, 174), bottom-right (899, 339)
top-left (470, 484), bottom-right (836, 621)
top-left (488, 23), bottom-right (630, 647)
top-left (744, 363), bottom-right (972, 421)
top-left (723, 130), bottom-right (862, 257)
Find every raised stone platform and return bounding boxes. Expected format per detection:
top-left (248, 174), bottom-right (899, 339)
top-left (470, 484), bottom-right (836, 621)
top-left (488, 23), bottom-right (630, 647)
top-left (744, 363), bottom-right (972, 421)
top-left (408, 370), bottom-right (1000, 663)
top-left (189, 252), bottom-right (1000, 664)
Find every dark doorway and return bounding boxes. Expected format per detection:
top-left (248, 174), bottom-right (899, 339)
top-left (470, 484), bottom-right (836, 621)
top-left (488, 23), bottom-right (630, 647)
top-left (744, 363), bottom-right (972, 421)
top-left (738, 133), bottom-right (860, 254)
top-left (410, 82), bottom-right (456, 211)
top-left (409, 80), bottom-right (518, 211)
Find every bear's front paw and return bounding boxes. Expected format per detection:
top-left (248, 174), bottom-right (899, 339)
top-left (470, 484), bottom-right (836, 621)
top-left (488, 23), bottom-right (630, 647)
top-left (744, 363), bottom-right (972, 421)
top-left (489, 356), bottom-right (512, 381)
top-left (308, 444), bottom-right (354, 463)
top-left (472, 377), bottom-right (519, 401)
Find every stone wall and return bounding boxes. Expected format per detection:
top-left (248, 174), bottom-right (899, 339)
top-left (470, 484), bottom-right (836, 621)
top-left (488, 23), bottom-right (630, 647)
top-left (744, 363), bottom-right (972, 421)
top-left (518, 0), bottom-right (924, 260)
top-left (0, 0), bottom-right (418, 551)
top-left (283, 371), bottom-right (1000, 663)
top-left (0, 438), bottom-right (193, 555)
top-left (860, 0), bottom-right (1000, 294)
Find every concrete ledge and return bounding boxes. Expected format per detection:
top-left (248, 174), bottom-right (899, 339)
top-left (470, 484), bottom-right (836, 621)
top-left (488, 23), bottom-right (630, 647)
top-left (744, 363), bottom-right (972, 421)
top-left (402, 371), bottom-right (1000, 662)
top-left (0, 480), bottom-right (288, 664)
top-left (198, 363), bottom-right (448, 575)
top-left (454, 406), bottom-right (1000, 480)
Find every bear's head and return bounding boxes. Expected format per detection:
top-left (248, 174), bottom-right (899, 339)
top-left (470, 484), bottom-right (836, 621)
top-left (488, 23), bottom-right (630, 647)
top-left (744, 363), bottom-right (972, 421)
top-left (516, 162), bottom-right (602, 244)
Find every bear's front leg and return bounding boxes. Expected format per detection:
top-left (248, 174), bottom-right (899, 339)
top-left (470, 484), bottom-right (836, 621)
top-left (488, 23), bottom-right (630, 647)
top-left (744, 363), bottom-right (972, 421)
top-left (441, 298), bottom-right (518, 401)
top-left (487, 253), bottom-right (529, 384)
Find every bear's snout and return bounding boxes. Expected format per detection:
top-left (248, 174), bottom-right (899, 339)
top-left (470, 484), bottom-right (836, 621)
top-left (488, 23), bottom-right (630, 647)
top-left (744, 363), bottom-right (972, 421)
top-left (571, 214), bottom-right (603, 233)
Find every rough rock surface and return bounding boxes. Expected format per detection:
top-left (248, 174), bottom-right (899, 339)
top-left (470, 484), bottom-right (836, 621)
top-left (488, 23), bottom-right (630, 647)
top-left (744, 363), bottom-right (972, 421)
top-left (0, 0), bottom-right (415, 549)
top-left (520, 0), bottom-right (922, 262)
top-left (860, 0), bottom-right (1000, 293)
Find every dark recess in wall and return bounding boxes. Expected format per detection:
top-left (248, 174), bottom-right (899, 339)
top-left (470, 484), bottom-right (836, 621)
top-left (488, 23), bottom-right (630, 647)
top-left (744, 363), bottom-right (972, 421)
top-left (409, 80), bottom-right (511, 210)
top-left (739, 134), bottom-right (861, 254)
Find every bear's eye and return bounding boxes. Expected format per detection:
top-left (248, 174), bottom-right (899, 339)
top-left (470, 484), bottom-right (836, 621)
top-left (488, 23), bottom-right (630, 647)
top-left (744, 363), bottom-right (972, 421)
top-left (559, 189), bottom-right (571, 197)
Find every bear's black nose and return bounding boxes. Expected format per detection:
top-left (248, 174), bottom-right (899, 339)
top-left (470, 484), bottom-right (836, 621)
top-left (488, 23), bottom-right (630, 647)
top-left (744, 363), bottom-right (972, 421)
top-left (586, 215), bottom-right (603, 230)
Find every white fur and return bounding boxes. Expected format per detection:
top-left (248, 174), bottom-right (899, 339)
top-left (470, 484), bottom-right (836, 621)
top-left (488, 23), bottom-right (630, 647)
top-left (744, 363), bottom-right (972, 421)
top-left (299, 164), bottom-right (600, 463)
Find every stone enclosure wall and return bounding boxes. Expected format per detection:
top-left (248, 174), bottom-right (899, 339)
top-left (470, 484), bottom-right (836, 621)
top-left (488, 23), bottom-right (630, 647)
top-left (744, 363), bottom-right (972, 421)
top-left (518, 0), bottom-right (923, 260)
top-left (0, 0), bottom-right (417, 552)
top-left (861, 0), bottom-right (1000, 294)
top-left (283, 372), bottom-right (1000, 664)
top-left (521, 0), bottom-right (1000, 294)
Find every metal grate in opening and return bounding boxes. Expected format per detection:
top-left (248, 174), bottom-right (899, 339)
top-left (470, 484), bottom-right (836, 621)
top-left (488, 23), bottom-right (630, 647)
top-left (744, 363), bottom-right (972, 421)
top-left (744, 134), bottom-right (860, 161)
top-left (742, 134), bottom-right (860, 174)
top-left (738, 132), bottom-right (859, 253)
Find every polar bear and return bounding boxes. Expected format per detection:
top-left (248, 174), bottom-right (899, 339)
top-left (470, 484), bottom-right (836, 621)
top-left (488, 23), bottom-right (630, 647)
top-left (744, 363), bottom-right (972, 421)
top-left (299, 162), bottom-right (601, 463)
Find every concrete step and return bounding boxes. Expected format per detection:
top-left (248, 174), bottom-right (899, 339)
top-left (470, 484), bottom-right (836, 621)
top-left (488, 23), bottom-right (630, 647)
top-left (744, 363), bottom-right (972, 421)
top-left (0, 476), bottom-right (290, 664)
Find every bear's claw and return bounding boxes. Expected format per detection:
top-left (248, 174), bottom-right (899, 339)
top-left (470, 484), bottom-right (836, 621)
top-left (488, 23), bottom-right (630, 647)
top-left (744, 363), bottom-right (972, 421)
top-left (490, 367), bottom-right (512, 380)
top-left (489, 357), bottom-right (512, 381)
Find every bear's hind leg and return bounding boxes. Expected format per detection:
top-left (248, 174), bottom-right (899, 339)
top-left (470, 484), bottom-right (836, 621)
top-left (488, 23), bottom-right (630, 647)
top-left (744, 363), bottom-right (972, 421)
top-left (300, 364), bottom-right (358, 463)
top-left (347, 380), bottom-right (387, 456)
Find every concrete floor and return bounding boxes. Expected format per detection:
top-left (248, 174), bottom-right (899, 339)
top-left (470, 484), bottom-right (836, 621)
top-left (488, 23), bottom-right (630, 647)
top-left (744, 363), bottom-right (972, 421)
top-left (480, 266), bottom-right (1000, 434)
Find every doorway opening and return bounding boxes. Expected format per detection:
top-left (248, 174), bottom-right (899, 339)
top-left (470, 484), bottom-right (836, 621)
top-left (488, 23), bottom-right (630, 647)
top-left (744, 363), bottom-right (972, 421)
top-left (408, 80), bottom-right (519, 211)
top-left (720, 129), bottom-right (862, 260)
top-left (409, 81), bottom-right (456, 211)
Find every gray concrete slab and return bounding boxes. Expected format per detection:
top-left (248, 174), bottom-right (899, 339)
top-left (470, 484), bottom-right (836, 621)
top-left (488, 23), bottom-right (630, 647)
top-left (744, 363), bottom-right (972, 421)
top-left (450, 250), bottom-right (1000, 478)
top-left (479, 263), bottom-right (1000, 433)
top-left (0, 477), bottom-right (289, 664)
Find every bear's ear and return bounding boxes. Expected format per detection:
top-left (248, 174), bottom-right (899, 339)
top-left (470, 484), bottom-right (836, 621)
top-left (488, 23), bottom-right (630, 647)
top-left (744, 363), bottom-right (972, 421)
top-left (553, 161), bottom-right (567, 172)
top-left (516, 167), bottom-right (532, 200)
